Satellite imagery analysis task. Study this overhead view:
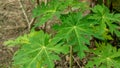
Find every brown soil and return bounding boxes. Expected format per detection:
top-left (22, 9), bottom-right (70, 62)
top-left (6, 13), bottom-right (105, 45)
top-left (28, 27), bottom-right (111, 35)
top-left (0, 0), bottom-right (32, 67)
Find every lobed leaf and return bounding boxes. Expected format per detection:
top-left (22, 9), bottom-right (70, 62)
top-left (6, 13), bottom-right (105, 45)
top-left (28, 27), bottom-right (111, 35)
top-left (86, 43), bottom-right (120, 68)
top-left (89, 5), bottom-right (120, 38)
top-left (32, 0), bottom-right (88, 27)
top-left (53, 12), bottom-right (93, 59)
top-left (12, 30), bottom-right (69, 68)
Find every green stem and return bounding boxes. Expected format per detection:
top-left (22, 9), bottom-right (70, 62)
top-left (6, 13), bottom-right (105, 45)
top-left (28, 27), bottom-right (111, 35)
top-left (70, 46), bottom-right (73, 68)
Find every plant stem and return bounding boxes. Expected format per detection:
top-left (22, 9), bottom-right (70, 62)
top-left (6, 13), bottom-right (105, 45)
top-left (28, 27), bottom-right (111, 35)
top-left (70, 46), bottom-right (73, 68)
top-left (37, 0), bottom-right (40, 5)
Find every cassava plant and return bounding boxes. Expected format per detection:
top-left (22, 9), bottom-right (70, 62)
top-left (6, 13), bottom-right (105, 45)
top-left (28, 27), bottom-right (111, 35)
top-left (4, 0), bottom-right (120, 68)
top-left (53, 12), bottom-right (93, 59)
top-left (53, 12), bottom-right (94, 68)
top-left (32, 0), bottom-right (88, 27)
top-left (88, 5), bottom-right (120, 38)
top-left (86, 42), bottom-right (120, 68)
top-left (5, 30), bottom-right (69, 68)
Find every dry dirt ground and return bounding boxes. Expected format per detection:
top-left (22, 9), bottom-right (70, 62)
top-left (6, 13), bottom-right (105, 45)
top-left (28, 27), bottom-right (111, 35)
top-left (0, 0), bottom-right (33, 67)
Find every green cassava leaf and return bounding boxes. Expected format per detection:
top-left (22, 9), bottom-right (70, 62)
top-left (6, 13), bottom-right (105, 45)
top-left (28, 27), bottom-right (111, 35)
top-left (89, 5), bottom-right (120, 37)
top-left (12, 30), bottom-right (69, 68)
top-left (86, 43), bottom-right (120, 68)
top-left (33, 0), bottom-right (88, 27)
top-left (53, 12), bottom-right (93, 59)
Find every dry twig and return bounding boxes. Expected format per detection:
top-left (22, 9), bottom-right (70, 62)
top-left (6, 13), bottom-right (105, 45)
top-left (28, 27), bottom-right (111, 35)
top-left (18, 0), bottom-right (36, 31)
top-left (72, 56), bottom-right (81, 68)
top-left (18, 0), bottom-right (30, 27)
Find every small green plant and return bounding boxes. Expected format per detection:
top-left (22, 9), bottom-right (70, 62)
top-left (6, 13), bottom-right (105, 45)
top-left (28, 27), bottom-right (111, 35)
top-left (53, 12), bottom-right (93, 59)
top-left (89, 5), bottom-right (120, 37)
top-left (7, 30), bottom-right (69, 68)
top-left (86, 42), bottom-right (120, 68)
top-left (4, 1), bottom-right (120, 68)
top-left (32, 0), bottom-right (88, 27)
